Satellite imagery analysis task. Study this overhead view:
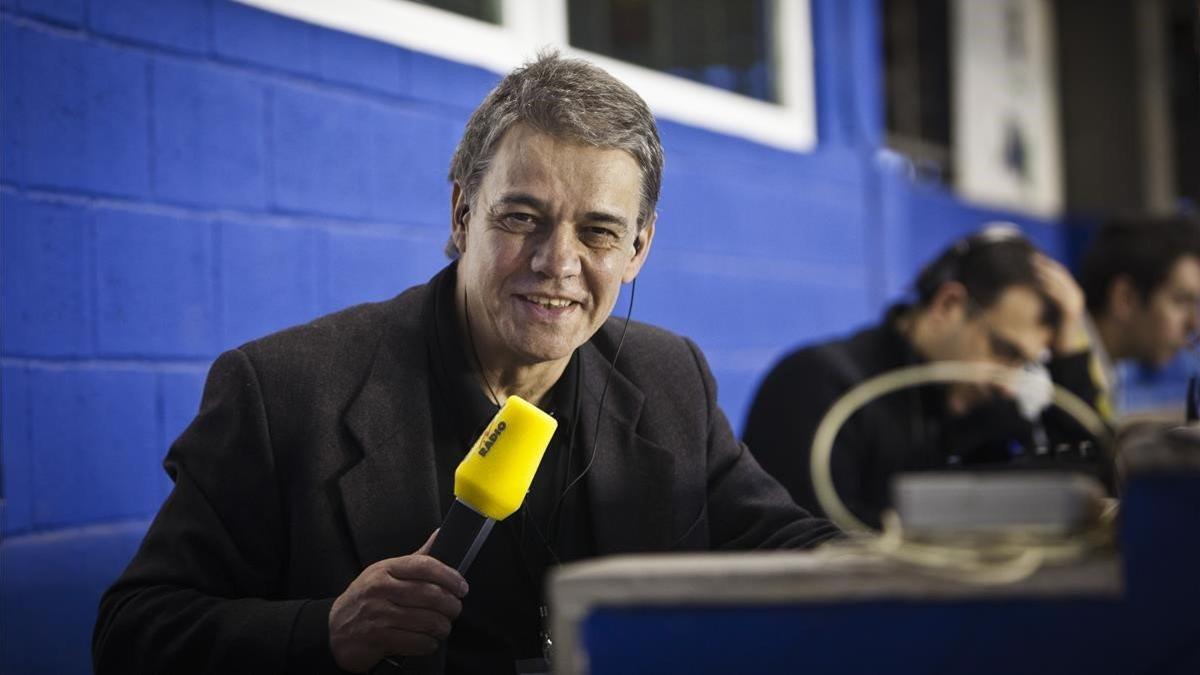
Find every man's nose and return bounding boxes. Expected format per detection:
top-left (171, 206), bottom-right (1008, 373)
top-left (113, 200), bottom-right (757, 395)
top-left (530, 224), bottom-right (582, 279)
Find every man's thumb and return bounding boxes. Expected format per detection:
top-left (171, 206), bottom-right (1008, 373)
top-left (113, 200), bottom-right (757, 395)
top-left (417, 529), bottom-right (439, 555)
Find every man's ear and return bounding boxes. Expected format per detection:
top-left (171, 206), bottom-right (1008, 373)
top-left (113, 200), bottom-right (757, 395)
top-left (622, 214), bottom-right (656, 284)
top-left (927, 281), bottom-right (969, 325)
top-left (1109, 275), bottom-right (1141, 322)
top-left (450, 183), bottom-right (469, 254)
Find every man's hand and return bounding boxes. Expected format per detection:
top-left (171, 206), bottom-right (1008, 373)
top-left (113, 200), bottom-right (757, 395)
top-left (1035, 254), bottom-right (1090, 355)
top-left (329, 531), bottom-right (469, 673)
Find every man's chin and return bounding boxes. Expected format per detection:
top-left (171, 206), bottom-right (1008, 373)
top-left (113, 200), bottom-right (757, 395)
top-left (507, 338), bottom-right (580, 367)
top-left (494, 323), bottom-right (586, 365)
top-left (947, 385), bottom-right (997, 417)
top-left (1147, 351), bottom-right (1180, 370)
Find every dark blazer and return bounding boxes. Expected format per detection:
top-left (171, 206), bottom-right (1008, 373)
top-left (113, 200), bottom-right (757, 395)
top-left (93, 273), bottom-right (839, 674)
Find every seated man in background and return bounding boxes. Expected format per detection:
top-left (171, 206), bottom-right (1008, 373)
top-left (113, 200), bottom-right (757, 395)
top-left (1079, 214), bottom-right (1200, 414)
top-left (92, 52), bottom-right (838, 675)
top-left (743, 226), bottom-right (1104, 529)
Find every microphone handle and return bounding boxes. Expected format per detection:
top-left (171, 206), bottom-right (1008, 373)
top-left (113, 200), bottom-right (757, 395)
top-left (378, 500), bottom-right (496, 672)
top-left (427, 499), bottom-right (495, 573)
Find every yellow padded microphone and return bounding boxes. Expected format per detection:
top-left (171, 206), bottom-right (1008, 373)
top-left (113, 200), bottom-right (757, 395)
top-left (385, 399), bottom-right (556, 670)
top-left (455, 395), bottom-right (558, 520)
top-left (427, 396), bottom-right (558, 572)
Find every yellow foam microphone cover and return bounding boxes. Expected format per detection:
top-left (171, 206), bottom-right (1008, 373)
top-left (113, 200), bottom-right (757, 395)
top-left (454, 395), bottom-right (558, 521)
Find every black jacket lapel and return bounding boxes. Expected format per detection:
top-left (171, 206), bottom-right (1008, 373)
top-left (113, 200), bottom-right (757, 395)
top-left (339, 295), bottom-right (443, 568)
top-left (579, 341), bottom-right (678, 554)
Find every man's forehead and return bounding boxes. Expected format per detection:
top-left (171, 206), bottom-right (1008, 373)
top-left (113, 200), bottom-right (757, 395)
top-left (1166, 255), bottom-right (1200, 291)
top-left (989, 285), bottom-right (1045, 317)
top-left (488, 123), bottom-right (638, 171)
top-left (986, 286), bottom-right (1052, 348)
top-left (479, 125), bottom-right (642, 210)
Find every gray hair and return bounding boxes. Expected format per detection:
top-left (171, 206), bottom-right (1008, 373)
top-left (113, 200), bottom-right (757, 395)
top-left (445, 50), bottom-right (664, 257)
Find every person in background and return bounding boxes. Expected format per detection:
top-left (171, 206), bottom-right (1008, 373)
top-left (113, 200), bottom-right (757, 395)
top-left (1079, 214), bottom-right (1200, 415)
top-left (743, 225), bottom-right (1104, 528)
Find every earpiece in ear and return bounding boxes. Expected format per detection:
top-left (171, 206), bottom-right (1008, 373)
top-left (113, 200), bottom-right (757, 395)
top-left (452, 205), bottom-right (470, 253)
top-left (633, 238), bottom-right (643, 253)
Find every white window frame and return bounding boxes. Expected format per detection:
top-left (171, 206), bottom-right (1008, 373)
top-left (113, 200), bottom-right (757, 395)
top-left (237, 0), bottom-right (816, 152)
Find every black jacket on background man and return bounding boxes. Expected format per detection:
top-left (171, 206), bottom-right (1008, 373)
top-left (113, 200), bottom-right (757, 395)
top-left (742, 307), bottom-right (1104, 529)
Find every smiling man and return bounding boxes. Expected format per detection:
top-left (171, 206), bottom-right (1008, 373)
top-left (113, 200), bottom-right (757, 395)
top-left (450, 123), bottom-right (649, 399)
top-left (93, 53), bottom-right (839, 675)
top-left (743, 226), bottom-right (1106, 529)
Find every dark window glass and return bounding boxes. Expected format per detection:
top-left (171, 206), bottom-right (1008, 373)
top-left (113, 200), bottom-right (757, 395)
top-left (568, 0), bottom-right (777, 102)
top-left (408, 0), bottom-right (501, 24)
top-left (1167, 0), bottom-right (1199, 207)
top-left (882, 0), bottom-right (952, 182)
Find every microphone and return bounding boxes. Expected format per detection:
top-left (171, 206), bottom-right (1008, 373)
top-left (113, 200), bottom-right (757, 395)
top-left (381, 397), bottom-right (556, 670)
top-left (428, 395), bottom-right (558, 573)
top-left (1012, 362), bottom-right (1053, 454)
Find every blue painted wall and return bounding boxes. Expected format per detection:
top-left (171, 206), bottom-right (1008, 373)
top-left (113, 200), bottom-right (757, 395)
top-left (0, 0), bottom-right (1115, 672)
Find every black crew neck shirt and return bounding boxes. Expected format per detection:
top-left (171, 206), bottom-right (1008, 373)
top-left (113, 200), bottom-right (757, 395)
top-left (423, 263), bottom-right (595, 674)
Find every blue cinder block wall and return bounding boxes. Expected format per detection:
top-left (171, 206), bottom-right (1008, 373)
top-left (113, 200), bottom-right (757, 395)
top-left (0, 0), bottom-right (1089, 672)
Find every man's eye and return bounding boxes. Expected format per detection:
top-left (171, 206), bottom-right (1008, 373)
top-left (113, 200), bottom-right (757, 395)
top-left (581, 227), bottom-right (619, 247)
top-left (988, 334), bottom-right (1026, 364)
top-left (502, 213), bottom-right (537, 230)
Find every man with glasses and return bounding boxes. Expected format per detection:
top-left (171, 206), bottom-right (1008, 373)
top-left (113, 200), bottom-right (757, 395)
top-left (743, 225), bottom-right (1104, 528)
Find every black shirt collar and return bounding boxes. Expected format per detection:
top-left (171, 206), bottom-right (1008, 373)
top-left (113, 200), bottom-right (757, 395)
top-left (882, 301), bottom-right (951, 426)
top-left (882, 303), bottom-right (927, 367)
top-left (425, 261), bottom-right (580, 453)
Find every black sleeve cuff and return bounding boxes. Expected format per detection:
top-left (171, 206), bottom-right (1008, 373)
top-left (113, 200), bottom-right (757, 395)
top-left (287, 597), bottom-right (342, 674)
top-left (1048, 351), bottom-right (1101, 403)
top-left (1048, 350), bottom-right (1091, 381)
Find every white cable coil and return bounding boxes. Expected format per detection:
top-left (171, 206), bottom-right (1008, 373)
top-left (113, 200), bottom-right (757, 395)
top-left (808, 361), bottom-right (1113, 583)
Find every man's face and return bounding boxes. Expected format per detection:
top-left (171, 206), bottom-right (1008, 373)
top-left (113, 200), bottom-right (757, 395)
top-left (1125, 256), bottom-right (1200, 367)
top-left (939, 285), bottom-right (1053, 414)
top-left (452, 124), bottom-right (653, 369)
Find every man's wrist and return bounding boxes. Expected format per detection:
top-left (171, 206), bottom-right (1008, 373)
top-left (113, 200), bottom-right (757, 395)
top-left (288, 597), bottom-right (342, 674)
top-left (1055, 318), bottom-right (1091, 355)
